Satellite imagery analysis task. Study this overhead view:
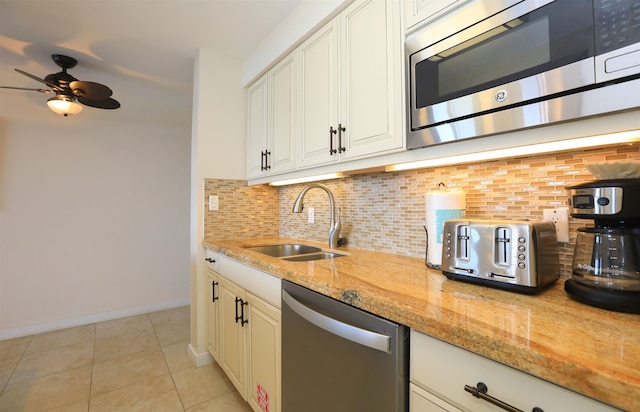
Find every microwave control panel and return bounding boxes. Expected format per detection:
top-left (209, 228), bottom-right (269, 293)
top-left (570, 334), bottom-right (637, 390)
top-left (595, 0), bottom-right (640, 54)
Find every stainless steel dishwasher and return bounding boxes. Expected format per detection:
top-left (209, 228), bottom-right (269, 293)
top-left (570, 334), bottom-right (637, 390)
top-left (282, 280), bottom-right (409, 412)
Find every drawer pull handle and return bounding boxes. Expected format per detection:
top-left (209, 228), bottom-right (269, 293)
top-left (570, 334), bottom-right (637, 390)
top-left (464, 382), bottom-right (544, 412)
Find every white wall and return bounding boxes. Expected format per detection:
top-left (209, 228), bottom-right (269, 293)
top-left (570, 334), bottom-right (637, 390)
top-left (189, 48), bottom-right (247, 364)
top-left (0, 114), bottom-right (191, 339)
top-left (242, 0), bottom-right (350, 85)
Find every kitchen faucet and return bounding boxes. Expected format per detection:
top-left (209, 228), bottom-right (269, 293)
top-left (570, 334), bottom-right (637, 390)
top-left (292, 183), bottom-right (344, 248)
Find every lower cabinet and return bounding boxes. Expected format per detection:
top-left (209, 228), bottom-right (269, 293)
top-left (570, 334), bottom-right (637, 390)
top-left (206, 255), bottom-right (281, 412)
top-left (219, 276), bottom-right (248, 395)
top-left (411, 383), bottom-right (462, 412)
top-left (206, 268), bottom-right (221, 363)
top-left (410, 330), bottom-right (620, 412)
top-left (246, 292), bottom-right (281, 412)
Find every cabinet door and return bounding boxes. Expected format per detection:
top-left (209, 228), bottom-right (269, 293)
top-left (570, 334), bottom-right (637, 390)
top-left (207, 269), bottom-right (221, 363)
top-left (404, 0), bottom-right (461, 30)
top-left (247, 74), bottom-right (269, 178)
top-left (268, 53), bottom-right (297, 175)
top-left (340, 0), bottom-right (404, 160)
top-left (220, 277), bottom-right (247, 398)
top-left (246, 292), bottom-right (281, 412)
top-left (298, 18), bottom-right (340, 169)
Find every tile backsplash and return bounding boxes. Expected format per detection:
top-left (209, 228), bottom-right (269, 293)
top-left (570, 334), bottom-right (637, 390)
top-left (203, 179), bottom-right (279, 239)
top-left (205, 142), bottom-right (640, 278)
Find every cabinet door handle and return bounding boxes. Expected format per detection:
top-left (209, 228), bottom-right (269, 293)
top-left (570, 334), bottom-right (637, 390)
top-left (212, 281), bottom-right (219, 302)
top-left (338, 123), bottom-right (346, 153)
top-left (329, 126), bottom-right (337, 155)
top-left (234, 297), bottom-right (248, 326)
top-left (260, 150), bottom-right (266, 171)
top-left (265, 150), bottom-right (271, 170)
top-left (464, 382), bottom-right (544, 412)
top-left (205, 258), bottom-right (216, 263)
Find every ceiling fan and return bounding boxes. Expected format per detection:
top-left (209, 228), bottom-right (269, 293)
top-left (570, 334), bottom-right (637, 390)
top-left (0, 54), bottom-right (121, 116)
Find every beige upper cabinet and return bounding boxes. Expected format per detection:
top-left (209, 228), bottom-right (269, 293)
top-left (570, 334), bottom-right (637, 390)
top-left (247, 53), bottom-right (298, 179)
top-left (298, 18), bottom-right (340, 168)
top-left (298, 0), bottom-right (404, 169)
top-left (404, 0), bottom-right (462, 31)
top-left (247, 75), bottom-right (269, 179)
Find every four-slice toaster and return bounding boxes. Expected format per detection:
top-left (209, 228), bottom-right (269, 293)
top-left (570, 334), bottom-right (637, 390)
top-left (441, 219), bottom-right (560, 294)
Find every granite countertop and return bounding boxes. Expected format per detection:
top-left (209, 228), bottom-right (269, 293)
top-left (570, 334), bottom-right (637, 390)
top-left (203, 237), bottom-right (640, 411)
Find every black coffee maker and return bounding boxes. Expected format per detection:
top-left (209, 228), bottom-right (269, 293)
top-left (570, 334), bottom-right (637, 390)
top-left (565, 178), bottom-right (640, 313)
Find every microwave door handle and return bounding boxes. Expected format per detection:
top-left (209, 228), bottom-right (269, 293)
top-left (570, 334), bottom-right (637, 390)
top-left (282, 289), bottom-right (391, 353)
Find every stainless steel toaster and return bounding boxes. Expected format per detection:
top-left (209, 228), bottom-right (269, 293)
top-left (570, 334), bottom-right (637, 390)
top-left (441, 219), bottom-right (560, 294)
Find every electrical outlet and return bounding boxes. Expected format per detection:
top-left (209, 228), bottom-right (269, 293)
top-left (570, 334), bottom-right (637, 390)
top-left (308, 207), bottom-right (315, 224)
top-left (208, 195), bottom-right (219, 211)
top-left (543, 207), bottom-right (570, 243)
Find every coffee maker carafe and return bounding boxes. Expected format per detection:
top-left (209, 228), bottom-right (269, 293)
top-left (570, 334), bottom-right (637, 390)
top-left (565, 178), bottom-right (640, 313)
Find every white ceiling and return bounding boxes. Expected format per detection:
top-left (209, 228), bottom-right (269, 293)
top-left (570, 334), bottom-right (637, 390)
top-left (0, 0), bottom-right (302, 126)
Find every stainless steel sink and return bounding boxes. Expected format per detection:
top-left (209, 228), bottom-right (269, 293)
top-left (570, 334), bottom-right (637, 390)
top-left (281, 252), bottom-right (345, 262)
top-left (245, 244), bottom-right (322, 258)
top-left (244, 244), bottom-right (344, 261)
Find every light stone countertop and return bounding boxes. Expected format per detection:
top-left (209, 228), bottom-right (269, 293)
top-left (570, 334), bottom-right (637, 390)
top-left (203, 237), bottom-right (640, 411)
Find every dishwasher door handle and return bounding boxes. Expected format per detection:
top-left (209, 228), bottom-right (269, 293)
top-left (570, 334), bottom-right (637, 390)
top-left (283, 289), bottom-right (391, 353)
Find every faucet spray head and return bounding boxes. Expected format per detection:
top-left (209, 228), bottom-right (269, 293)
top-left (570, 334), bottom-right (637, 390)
top-left (292, 197), bottom-right (304, 213)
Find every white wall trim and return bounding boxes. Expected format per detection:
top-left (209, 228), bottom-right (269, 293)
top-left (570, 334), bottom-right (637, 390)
top-left (0, 299), bottom-right (190, 341)
top-left (188, 343), bottom-right (214, 368)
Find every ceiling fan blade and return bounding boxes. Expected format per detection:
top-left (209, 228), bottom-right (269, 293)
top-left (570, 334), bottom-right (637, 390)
top-left (77, 96), bottom-right (121, 109)
top-left (70, 81), bottom-right (112, 100)
top-left (0, 85), bottom-right (53, 93)
top-left (15, 68), bottom-right (63, 91)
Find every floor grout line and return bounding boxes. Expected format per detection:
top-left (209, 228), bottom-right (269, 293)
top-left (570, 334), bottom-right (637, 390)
top-left (0, 306), bottom-right (251, 412)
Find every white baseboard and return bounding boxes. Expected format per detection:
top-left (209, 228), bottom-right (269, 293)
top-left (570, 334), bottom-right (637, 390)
top-left (0, 299), bottom-right (191, 341)
top-left (188, 343), bottom-right (214, 368)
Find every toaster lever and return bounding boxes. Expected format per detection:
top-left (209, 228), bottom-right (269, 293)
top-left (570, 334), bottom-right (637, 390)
top-left (495, 227), bottom-right (511, 266)
top-left (456, 225), bottom-right (470, 260)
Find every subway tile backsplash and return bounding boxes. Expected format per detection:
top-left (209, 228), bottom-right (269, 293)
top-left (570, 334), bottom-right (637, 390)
top-left (205, 142), bottom-right (640, 279)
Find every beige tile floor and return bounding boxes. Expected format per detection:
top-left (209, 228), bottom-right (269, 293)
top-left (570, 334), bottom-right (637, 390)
top-left (0, 306), bottom-right (252, 412)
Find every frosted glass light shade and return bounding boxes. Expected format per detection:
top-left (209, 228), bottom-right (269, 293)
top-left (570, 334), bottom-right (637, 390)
top-left (47, 95), bottom-right (83, 116)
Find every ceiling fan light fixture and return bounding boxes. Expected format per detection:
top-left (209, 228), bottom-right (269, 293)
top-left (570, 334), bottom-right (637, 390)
top-left (47, 94), bottom-right (83, 116)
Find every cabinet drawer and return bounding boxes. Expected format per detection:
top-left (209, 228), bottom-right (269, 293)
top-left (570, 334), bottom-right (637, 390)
top-left (411, 383), bottom-right (462, 412)
top-left (205, 249), bottom-right (219, 272)
top-left (410, 330), bottom-right (620, 412)
top-left (219, 256), bottom-right (281, 308)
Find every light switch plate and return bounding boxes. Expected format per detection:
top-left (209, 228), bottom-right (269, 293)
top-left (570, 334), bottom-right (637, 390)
top-left (208, 195), bottom-right (219, 211)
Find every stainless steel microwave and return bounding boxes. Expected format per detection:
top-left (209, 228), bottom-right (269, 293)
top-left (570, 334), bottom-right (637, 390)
top-left (406, 0), bottom-right (640, 150)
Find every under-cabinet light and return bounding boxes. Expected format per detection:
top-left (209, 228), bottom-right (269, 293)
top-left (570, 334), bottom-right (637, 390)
top-left (269, 173), bottom-right (344, 187)
top-left (385, 130), bottom-right (640, 172)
